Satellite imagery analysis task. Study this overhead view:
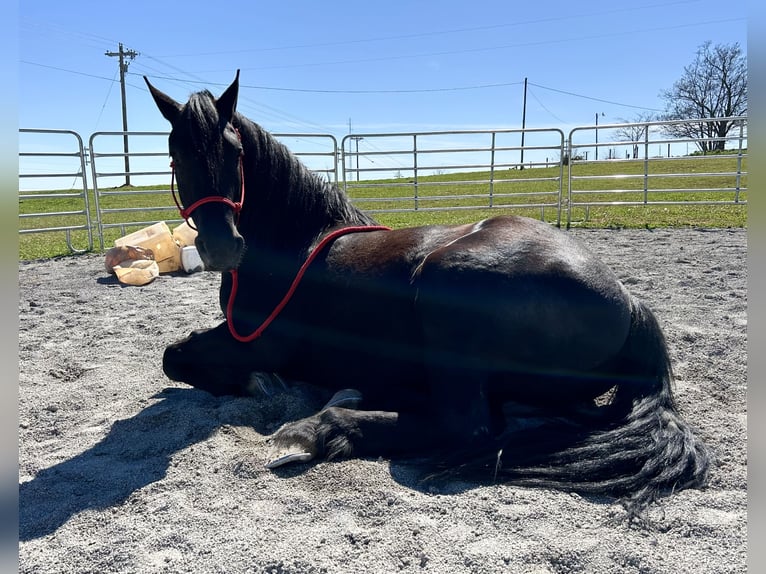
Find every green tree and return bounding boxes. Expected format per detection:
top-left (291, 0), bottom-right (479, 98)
top-left (659, 41), bottom-right (747, 153)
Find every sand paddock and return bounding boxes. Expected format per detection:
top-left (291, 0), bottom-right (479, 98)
top-left (19, 227), bottom-right (746, 573)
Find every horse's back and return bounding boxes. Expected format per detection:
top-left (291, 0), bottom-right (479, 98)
top-left (409, 215), bottom-right (633, 378)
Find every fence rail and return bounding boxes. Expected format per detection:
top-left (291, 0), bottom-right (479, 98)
top-left (19, 116), bottom-right (747, 255)
top-left (341, 128), bottom-right (565, 224)
top-left (18, 129), bottom-right (93, 253)
top-left (566, 116), bottom-right (747, 226)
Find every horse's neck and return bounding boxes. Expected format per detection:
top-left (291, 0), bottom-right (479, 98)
top-left (236, 116), bottom-right (374, 247)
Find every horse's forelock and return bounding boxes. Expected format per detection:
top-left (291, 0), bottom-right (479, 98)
top-left (182, 91), bottom-right (222, 153)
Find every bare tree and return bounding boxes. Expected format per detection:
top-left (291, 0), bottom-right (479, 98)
top-left (659, 41), bottom-right (747, 153)
top-left (614, 112), bottom-right (656, 158)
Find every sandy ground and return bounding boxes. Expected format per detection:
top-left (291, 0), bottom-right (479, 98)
top-left (18, 227), bottom-right (747, 574)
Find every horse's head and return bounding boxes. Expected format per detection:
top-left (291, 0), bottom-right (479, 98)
top-left (144, 71), bottom-right (246, 271)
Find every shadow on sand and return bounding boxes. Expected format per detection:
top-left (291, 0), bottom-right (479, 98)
top-left (20, 383), bottom-right (513, 542)
top-left (18, 386), bottom-right (312, 541)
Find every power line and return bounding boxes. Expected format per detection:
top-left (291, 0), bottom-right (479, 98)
top-left (93, 68), bottom-right (119, 131)
top-left (21, 56), bottom-right (664, 116)
top-left (134, 70), bottom-right (661, 115)
top-left (23, 54), bottom-right (665, 117)
top-left (152, 17), bottom-right (744, 75)
top-left (152, 0), bottom-right (706, 59)
top-left (526, 86), bottom-right (567, 124)
top-left (132, 55), bottom-right (335, 134)
top-left (19, 20), bottom-right (120, 51)
top-left (245, 80), bottom-right (524, 95)
top-left (528, 82), bottom-right (664, 112)
top-left (20, 60), bottom-right (115, 82)
top-left (129, 73), bottom-right (523, 94)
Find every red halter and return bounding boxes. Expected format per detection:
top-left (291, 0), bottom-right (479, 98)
top-left (168, 137), bottom-right (391, 343)
top-left (170, 129), bottom-right (245, 230)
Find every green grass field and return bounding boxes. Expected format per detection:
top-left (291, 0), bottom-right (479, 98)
top-left (19, 155), bottom-right (747, 261)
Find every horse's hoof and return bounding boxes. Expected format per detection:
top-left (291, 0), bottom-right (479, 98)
top-left (265, 418), bottom-right (320, 469)
top-left (265, 408), bottom-right (354, 470)
top-left (265, 450), bottom-right (314, 469)
top-left (322, 388), bottom-right (363, 410)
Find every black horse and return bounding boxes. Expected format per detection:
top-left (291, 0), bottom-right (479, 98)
top-left (145, 71), bottom-right (710, 519)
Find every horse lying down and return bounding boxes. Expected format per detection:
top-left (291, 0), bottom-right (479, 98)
top-left (145, 71), bottom-right (711, 522)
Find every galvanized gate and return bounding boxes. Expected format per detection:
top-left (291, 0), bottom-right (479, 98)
top-left (341, 128), bottom-right (566, 225)
top-left (18, 128), bottom-right (93, 253)
top-left (566, 116), bottom-right (747, 226)
top-left (19, 117), bottom-right (747, 257)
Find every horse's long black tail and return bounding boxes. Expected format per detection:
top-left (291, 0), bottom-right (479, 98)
top-left (447, 296), bottom-right (712, 520)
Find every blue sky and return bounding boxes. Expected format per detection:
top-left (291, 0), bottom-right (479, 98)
top-left (20, 0), bottom-right (747, 134)
top-left (18, 0), bottom-right (747, 188)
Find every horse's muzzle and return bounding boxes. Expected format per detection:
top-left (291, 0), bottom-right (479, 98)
top-left (194, 232), bottom-right (245, 271)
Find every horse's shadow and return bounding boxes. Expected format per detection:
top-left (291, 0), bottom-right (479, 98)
top-left (19, 383), bottom-right (496, 542)
top-left (18, 385), bottom-right (321, 542)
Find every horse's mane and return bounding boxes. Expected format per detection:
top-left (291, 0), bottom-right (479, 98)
top-left (178, 89), bottom-right (377, 248)
top-left (231, 109), bottom-right (378, 247)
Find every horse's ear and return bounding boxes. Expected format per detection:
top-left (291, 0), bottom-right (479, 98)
top-left (216, 69), bottom-right (240, 122)
top-left (144, 76), bottom-right (182, 125)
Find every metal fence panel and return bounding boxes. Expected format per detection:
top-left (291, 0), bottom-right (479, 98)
top-left (89, 131), bottom-right (178, 251)
top-left (18, 129), bottom-right (93, 253)
top-left (341, 128), bottom-right (566, 225)
top-left (20, 118), bottom-right (747, 256)
top-left (566, 116), bottom-right (747, 227)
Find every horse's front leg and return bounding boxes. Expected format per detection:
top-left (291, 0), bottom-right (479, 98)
top-left (266, 406), bottom-right (442, 468)
top-left (265, 371), bottom-right (496, 469)
top-left (163, 321), bottom-right (283, 397)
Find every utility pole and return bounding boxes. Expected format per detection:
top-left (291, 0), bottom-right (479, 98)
top-left (105, 43), bottom-right (139, 186)
top-left (519, 77), bottom-right (528, 170)
top-left (348, 118), bottom-right (363, 181)
top-left (594, 112), bottom-right (604, 161)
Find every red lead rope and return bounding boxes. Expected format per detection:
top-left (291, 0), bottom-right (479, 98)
top-left (168, 136), bottom-right (390, 343)
top-left (226, 225), bottom-right (391, 343)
